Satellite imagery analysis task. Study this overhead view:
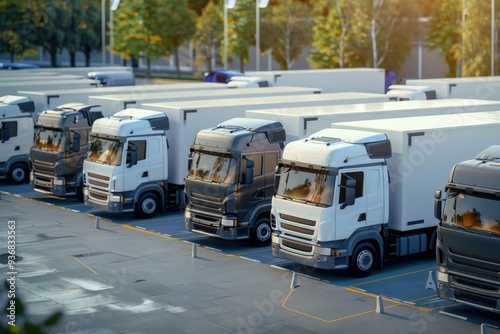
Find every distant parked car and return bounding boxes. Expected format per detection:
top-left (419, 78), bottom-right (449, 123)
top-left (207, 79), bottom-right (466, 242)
top-left (0, 62), bottom-right (40, 70)
top-left (204, 69), bottom-right (245, 83)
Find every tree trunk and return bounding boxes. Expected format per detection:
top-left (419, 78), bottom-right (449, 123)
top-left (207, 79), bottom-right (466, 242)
top-left (70, 51), bottom-right (76, 67)
top-left (50, 50), bottom-right (58, 67)
top-left (175, 48), bottom-right (181, 78)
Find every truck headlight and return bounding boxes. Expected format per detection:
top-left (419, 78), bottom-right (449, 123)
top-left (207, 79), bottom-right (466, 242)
top-left (110, 195), bottom-right (122, 202)
top-left (221, 218), bottom-right (237, 227)
top-left (53, 179), bottom-right (65, 186)
top-left (314, 246), bottom-right (331, 256)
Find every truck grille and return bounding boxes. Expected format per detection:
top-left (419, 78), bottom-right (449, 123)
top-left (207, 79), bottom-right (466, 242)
top-left (279, 213), bottom-right (316, 240)
top-left (188, 192), bottom-right (224, 228)
top-left (32, 174), bottom-right (53, 192)
top-left (447, 246), bottom-right (500, 304)
top-left (33, 159), bottom-right (55, 174)
top-left (87, 173), bottom-right (111, 203)
top-left (190, 192), bottom-right (223, 211)
top-left (282, 238), bottom-right (313, 253)
top-left (277, 214), bottom-right (317, 255)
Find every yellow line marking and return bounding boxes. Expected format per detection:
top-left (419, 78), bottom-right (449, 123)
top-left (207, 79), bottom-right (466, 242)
top-left (19, 256), bottom-right (97, 276)
top-left (349, 266), bottom-right (438, 287)
top-left (70, 256), bottom-right (98, 275)
top-left (345, 286), bottom-right (432, 312)
top-left (123, 224), bottom-right (178, 240)
top-left (282, 287), bottom-right (400, 323)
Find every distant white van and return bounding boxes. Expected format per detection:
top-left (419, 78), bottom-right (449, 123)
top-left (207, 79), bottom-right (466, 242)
top-left (386, 84), bottom-right (437, 101)
top-left (227, 76), bottom-right (269, 88)
top-left (87, 70), bottom-right (135, 87)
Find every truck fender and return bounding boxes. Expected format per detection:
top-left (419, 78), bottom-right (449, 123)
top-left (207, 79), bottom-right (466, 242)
top-left (5, 154), bottom-right (31, 171)
top-left (133, 182), bottom-right (165, 213)
top-left (245, 202), bottom-right (272, 228)
top-left (345, 227), bottom-right (384, 267)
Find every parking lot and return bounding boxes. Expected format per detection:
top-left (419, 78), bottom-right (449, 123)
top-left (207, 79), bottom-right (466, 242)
top-left (1, 182), bottom-right (499, 333)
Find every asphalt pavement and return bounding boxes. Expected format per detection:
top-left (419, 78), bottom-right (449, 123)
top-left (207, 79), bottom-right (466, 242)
top-left (1, 188), bottom-right (499, 334)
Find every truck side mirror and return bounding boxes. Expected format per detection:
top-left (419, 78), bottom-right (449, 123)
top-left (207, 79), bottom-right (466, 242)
top-left (0, 124), bottom-right (10, 142)
top-left (72, 132), bottom-right (81, 152)
top-left (434, 190), bottom-right (442, 220)
top-left (340, 178), bottom-right (356, 209)
top-left (187, 155), bottom-right (193, 171)
top-left (274, 165), bottom-right (281, 190)
top-left (243, 159), bottom-right (254, 184)
top-left (127, 144), bottom-right (138, 167)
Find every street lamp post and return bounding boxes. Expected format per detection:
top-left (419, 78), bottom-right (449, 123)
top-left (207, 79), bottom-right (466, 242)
top-left (110, 0), bottom-right (120, 66)
top-left (224, 0), bottom-right (237, 69)
top-left (492, 0), bottom-right (495, 76)
top-left (255, 0), bottom-right (269, 71)
top-left (102, 0), bottom-right (105, 65)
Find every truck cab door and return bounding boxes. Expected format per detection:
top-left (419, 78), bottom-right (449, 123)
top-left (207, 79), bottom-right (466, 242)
top-left (240, 154), bottom-right (265, 206)
top-left (124, 139), bottom-right (150, 190)
top-left (335, 169), bottom-right (368, 240)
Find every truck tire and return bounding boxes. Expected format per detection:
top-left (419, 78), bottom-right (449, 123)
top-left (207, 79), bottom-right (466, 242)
top-left (250, 217), bottom-right (272, 246)
top-left (77, 184), bottom-right (84, 202)
top-left (136, 193), bottom-right (159, 219)
top-left (8, 163), bottom-right (28, 185)
top-left (350, 242), bottom-right (377, 278)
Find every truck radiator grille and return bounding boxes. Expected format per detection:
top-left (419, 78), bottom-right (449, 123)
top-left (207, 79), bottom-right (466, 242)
top-left (190, 192), bottom-right (223, 211)
top-left (278, 213), bottom-right (316, 241)
top-left (33, 159), bottom-right (54, 173)
top-left (89, 191), bottom-right (108, 201)
top-left (448, 247), bottom-right (500, 283)
top-left (281, 222), bottom-right (315, 236)
top-left (86, 173), bottom-right (111, 202)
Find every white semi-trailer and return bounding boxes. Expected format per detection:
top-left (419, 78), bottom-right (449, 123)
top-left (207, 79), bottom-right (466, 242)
top-left (244, 68), bottom-right (386, 94)
top-left (88, 86), bottom-right (323, 114)
top-left (246, 98), bottom-right (500, 143)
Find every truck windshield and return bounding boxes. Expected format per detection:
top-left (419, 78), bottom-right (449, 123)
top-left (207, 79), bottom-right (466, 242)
top-left (34, 127), bottom-right (64, 152)
top-left (188, 151), bottom-right (235, 184)
top-left (443, 190), bottom-right (500, 236)
top-left (88, 136), bottom-right (123, 166)
top-left (277, 165), bottom-right (334, 207)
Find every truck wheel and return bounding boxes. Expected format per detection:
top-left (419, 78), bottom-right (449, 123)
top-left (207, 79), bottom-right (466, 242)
top-left (250, 217), bottom-right (272, 247)
top-left (136, 193), bottom-right (159, 219)
top-left (350, 242), bottom-right (377, 278)
top-left (77, 184), bottom-right (84, 202)
top-left (8, 163), bottom-right (28, 184)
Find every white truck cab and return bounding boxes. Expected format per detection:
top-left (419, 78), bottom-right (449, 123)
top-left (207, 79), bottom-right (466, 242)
top-left (0, 95), bottom-right (35, 184)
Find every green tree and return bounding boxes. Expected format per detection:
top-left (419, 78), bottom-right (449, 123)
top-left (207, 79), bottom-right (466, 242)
top-left (459, 0), bottom-right (500, 76)
top-left (260, 0), bottom-right (316, 70)
top-left (426, 0), bottom-right (461, 77)
top-left (309, 0), bottom-right (417, 72)
top-left (308, 1), bottom-right (364, 68)
top-left (352, 0), bottom-right (418, 70)
top-left (0, 1), bottom-right (38, 62)
top-left (24, 0), bottom-right (69, 67)
top-left (61, 0), bottom-right (85, 67)
top-left (227, 0), bottom-right (256, 72)
top-left (159, 0), bottom-right (197, 77)
top-left (114, 0), bottom-right (196, 77)
top-left (193, 0), bottom-right (223, 75)
top-left (188, 0), bottom-right (210, 15)
top-left (79, 0), bottom-right (102, 67)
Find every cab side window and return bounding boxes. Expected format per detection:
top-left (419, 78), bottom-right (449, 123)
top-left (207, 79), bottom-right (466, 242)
top-left (339, 171), bottom-right (364, 204)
